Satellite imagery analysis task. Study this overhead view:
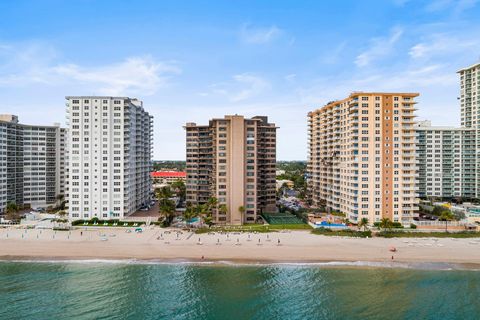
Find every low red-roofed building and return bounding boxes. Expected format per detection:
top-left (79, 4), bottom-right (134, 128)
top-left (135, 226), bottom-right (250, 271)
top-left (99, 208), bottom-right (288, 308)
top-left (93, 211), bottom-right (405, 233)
top-left (151, 171), bottom-right (186, 186)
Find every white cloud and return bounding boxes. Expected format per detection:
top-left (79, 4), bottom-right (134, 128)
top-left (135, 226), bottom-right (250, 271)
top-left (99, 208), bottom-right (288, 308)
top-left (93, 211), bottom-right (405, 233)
top-left (355, 27), bottom-right (403, 67)
top-left (240, 24), bottom-right (282, 44)
top-left (284, 73), bottom-right (297, 82)
top-left (209, 73), bottom-right (270, 102)
top-left (0, 42), bottom-right (181, 96)
top-left (52, 57), bottom-right (180, 95)
top-left (425, 0), bottom-right (479, 14)
top-left (231, 73), bottom-right (270, 101)
top-left (409, 33), bottom-right (480, 60)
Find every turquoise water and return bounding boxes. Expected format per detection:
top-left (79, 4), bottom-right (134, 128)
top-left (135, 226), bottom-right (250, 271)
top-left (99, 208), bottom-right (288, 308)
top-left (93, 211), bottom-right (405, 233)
top-left (0, 261), bottom-right (479, 320)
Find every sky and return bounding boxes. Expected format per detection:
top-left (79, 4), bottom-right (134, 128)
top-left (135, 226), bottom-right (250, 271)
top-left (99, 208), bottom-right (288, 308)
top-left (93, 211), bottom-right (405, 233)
top-left (1, 0), bottom-right (480, 160)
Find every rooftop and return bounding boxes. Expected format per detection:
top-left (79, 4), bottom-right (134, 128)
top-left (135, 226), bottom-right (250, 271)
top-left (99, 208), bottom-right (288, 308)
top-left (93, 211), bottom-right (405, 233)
top-left (457, 62), bottom-right (480, 73)
top-left (151, 171), bottom-right (186, 178)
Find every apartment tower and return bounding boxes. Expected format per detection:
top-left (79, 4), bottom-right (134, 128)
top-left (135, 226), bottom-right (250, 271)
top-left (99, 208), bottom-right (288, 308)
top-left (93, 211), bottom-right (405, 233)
top-left (66, 97), bottom-right (152, 220)
top-left (458, 62), bottom-right (480, 198)
top-left (185, 115), bottom-right (277, 225)
top-left (0, 115), bottom-right (66, 213)
top-left (416, 120), bottom-right (476, 199)
top-left (308, 93), bottom-right (419, 224)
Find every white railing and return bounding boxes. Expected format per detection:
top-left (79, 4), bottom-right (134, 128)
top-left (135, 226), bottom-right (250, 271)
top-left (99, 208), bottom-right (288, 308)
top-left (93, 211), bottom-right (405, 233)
top-left (414, 220), bottom-right (466, 227)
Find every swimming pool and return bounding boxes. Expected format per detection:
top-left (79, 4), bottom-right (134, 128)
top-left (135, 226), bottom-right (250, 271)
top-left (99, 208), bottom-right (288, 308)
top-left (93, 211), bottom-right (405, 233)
top-left (314, 221), bottom-right (348, 229)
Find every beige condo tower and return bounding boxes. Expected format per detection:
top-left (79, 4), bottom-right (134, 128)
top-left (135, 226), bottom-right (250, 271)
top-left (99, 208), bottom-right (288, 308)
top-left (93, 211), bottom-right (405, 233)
top-left (184, 115), bottom-right (277, 225)
top-left (308, 92), bottom-right (419, 225)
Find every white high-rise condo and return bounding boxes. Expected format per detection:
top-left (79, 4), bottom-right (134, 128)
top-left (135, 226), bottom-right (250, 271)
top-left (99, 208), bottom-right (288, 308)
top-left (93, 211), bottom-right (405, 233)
top-left (0, 115), bottom-right (67, 213)
top-left (416, 120), bottom-right (476, 199)
top-left (458, 62), bottom-right (480, 198)
top-left (66, 97), bottom-right (153, 220)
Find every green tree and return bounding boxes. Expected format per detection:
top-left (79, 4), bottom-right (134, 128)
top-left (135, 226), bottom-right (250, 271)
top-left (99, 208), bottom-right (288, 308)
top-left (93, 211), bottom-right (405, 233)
top-left (431, 205), bottom-right (452, 216)
top-left (203, 214), bottom-right (213, 227)
top-left (159, 198), bottom-right (176, 226)
top-left (5, 202), bottom-right (20, 222)
top-left (358, 217), bottom-right (369, 231)
top-left (218, 204), bottom-right (228, 217)
top-left (238, 206), bottom-right (246, 222)
top-left (156, 186), bottom-right (173, 199)
top-left (171, 179), bottom-right (186, 201)
top-left (206, 197), bottom-right (218, 212)
top-left (183, 205), bottom-right (197, 226)
top-left (439, 211), bottom-right (455, 232)
top-left (379, 217), bottom-right (392, 231)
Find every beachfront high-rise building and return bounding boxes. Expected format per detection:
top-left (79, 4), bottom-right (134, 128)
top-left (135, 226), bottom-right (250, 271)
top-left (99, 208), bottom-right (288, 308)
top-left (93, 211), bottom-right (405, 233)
top-left (308, 92), bottom-right (419, 224)
top-left (66, 97), bottom-right (153, 220)
top-left (0, 115), bottom-right (67, 214)
top-left (416, 120), bottom-right (476, 199)
top-left (184, 115), bottom-right (277, 225)
top-left (458, 62), bottom-right (480, 198)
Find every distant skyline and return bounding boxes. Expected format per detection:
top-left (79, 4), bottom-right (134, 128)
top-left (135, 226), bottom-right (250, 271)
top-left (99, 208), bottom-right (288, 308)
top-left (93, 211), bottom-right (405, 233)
top-left (1, 0), bottom-right (480, 160)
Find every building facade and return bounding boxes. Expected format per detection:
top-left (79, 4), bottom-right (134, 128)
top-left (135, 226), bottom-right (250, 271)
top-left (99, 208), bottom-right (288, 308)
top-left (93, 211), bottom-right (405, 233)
top-left (151, 171), bottom-right (186, 185)
top-left (458, 62), bottom-right (480, 198)
top-left (185, 115), bottom-right (277, 225)
top-left (66, 97), bottom-right (152, 220)
top-left (308, 92), bottom-right (419, 224)
top-left (416, 120), bottom-right (476, 199)
top-left (0, 115), bottom-right (66, 213)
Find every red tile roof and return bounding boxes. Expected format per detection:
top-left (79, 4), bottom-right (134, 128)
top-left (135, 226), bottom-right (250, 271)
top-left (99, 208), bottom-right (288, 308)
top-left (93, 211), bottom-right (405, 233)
top-left (151, 171), bottom-right (186, 178)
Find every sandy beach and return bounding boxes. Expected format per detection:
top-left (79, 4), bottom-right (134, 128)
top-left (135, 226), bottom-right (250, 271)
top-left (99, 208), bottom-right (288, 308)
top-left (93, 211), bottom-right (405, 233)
top-left (1, 227), bottom-right (480, 266)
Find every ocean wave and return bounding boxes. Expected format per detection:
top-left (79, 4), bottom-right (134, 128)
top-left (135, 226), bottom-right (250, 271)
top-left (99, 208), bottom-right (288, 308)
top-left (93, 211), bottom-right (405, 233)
top-left (0, 258), bottom-right (477, 271)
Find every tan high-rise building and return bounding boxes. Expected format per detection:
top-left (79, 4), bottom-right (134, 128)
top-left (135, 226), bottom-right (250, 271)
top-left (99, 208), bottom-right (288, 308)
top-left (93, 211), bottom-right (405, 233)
top-left (308, 92), bottom-right (419, 225)
top-left (185, 115), bottom-right (277, 225)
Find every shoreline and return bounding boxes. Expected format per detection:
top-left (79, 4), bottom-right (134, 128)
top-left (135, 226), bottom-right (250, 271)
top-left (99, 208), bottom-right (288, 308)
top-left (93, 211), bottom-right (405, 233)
top-left (1, 256), bottom-right (479, 271)
top-left (1, 228), bottom-right (480, 270)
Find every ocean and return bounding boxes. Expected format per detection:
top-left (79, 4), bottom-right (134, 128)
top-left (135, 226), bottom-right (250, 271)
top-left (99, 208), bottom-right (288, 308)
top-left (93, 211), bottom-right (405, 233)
top-left (0, 260), bottom-right (479, 319)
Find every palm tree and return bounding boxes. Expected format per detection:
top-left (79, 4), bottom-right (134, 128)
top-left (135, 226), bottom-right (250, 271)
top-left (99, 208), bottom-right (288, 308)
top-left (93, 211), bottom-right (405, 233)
top-left (159, 198), bottom-right (176, 226)
top-left (206, 197), bottom-right (218, 212)
top-left (5, 202), bottom-right (20, 222)
top-left (203, 214), bottom-right (213, 227)
top-left (218, 204), bottom-right (228, 217)
top-left (156, 186), bottom-right (173, 200)
top-left (439, 211), bottom-right (455, 232)
top-left (379, 217), bottom-right (392, 231)
top-left (238, 206), bottom-right (246, 222)
top-left (171, 179), bottom-right (186, 201)
top-left (183, 205), bottom-right (197, 226)
top-left (358, 217), bottom-right (369, 231)
top-left (196, 204), bottom-right (213, 227)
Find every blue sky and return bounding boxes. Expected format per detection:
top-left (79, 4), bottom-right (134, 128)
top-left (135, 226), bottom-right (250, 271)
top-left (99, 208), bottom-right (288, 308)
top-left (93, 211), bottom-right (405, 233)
top-left (1, 0), bottom-right (480, 160)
